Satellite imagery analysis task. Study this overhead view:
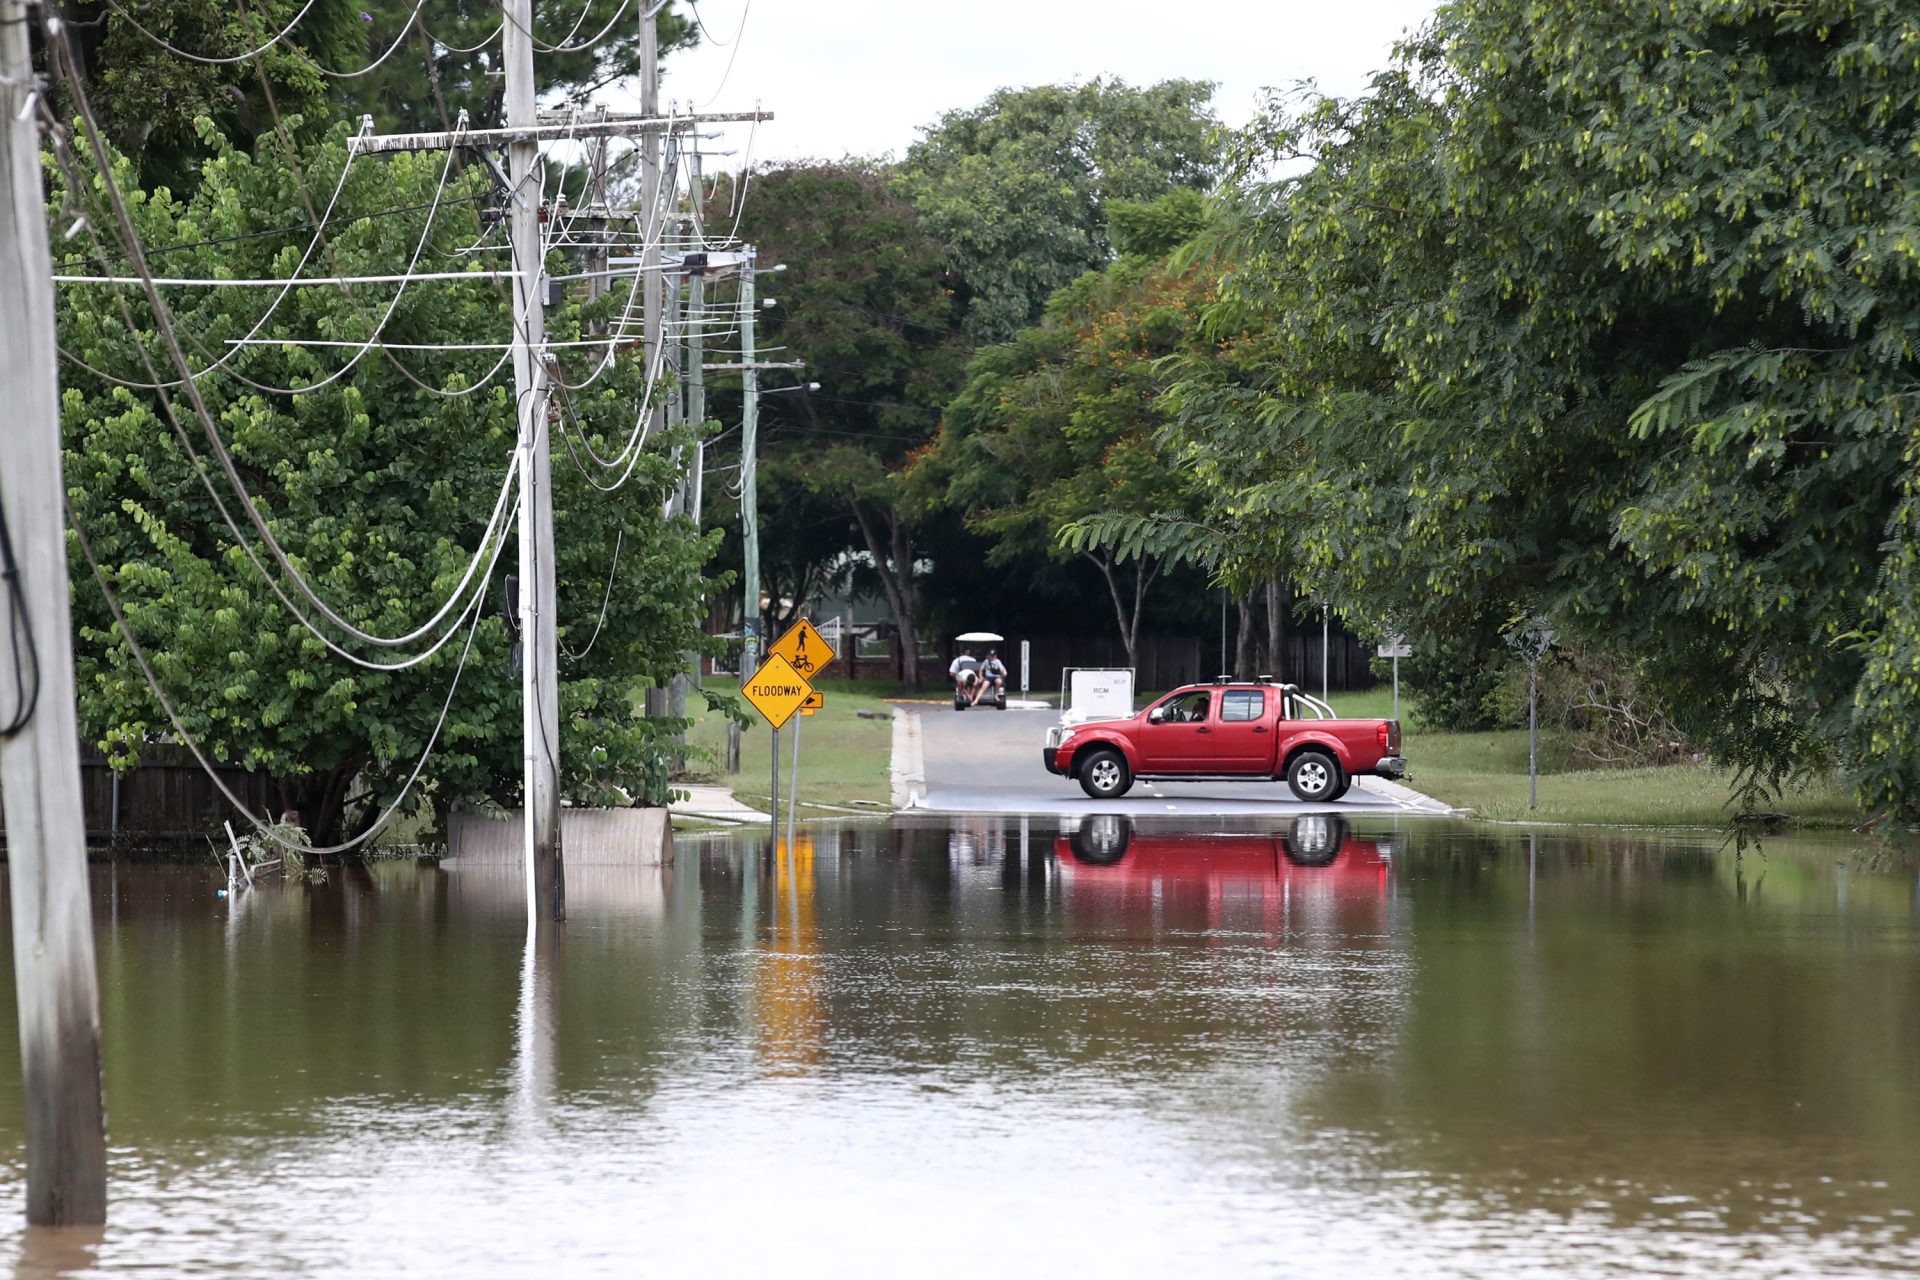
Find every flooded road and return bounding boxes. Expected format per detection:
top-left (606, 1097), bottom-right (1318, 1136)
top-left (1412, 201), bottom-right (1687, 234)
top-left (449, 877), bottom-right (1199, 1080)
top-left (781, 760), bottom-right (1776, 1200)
top-left (1, 817), bottom-right (1917, 1277)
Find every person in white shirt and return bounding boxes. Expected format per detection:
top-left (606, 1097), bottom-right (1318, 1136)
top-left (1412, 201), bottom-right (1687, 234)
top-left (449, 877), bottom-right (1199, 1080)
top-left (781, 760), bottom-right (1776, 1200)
top-left (949, 648), bottom-right (979, 701)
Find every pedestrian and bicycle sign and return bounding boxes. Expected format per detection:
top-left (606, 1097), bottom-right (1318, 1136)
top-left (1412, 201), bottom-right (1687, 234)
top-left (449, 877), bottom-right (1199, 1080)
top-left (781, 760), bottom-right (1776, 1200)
top-left (1376, 633), bottom-right (1412, 659)
top-left (770, 618), bottom-right (834, 677)
top-left (742, 653), bottom-right (813, 730)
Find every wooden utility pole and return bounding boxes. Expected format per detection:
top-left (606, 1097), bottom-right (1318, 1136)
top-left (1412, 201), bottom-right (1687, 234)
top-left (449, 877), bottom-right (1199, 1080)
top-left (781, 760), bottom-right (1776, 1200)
top-left (687, 152), bottom-right (707, 527)
top-left (587, 104), bottom-right (610, 305)
top-left (0, 0), bottom-right (109, 1224)
top-left (639, 0), bottom-right (664, 457)
top-left (737, 252), bottom-right (761, 684)
top-left (502, 0), bottom-right (564, 922)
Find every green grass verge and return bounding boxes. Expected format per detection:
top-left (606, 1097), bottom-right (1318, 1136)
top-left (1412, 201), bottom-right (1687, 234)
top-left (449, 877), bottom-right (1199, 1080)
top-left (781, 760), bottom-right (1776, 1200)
top-left (682, 682), bottom-right (898, 810)
top-left (1319, 688), bottom-right (1861, 828)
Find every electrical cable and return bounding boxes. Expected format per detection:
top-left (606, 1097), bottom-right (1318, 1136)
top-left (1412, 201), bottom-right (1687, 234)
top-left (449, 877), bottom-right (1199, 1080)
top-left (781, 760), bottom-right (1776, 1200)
top-left (0, 489), bottom-right (41, 738)
top-left (560, 529), bottom-right (622, 662)
top-left (58, 119), bottom-right (368, 393)
top-left (52, 190), bottom-right (489, 267)
top-left (234, 27), bottom-right (515, 403)
top-left (99, 0), bottom-right (318, 65)
top-left (533, 0), bottom-right (636, 55)
top-left (315, 0), bottom-right (428, 78)
top-left (420, 20), bottom-right (501, 56)
top-left (694, 0), bottom-right (750, 109)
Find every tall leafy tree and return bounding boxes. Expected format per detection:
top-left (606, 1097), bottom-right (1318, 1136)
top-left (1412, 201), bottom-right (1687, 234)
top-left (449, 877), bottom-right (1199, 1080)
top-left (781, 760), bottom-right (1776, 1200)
top-left (54, 121), bottom-right (715, 843)
top-left (929, 192), bottom-right (1214, 667)
top-left (49, 1), bottom-right (695, 185)
top-left (55, 0), bottom-right (360, 185)
top-left (717, 163), bottom-right (969, 687)
top-left (896, 78), bottom-right (1223, 343)
top-left (1129, 0), bottom-right (1920, 819)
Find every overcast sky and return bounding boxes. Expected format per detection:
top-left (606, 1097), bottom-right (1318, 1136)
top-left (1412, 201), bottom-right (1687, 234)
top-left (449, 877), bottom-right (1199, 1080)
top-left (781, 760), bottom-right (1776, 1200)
top-left (636, 0), bottom-right (1439, 168)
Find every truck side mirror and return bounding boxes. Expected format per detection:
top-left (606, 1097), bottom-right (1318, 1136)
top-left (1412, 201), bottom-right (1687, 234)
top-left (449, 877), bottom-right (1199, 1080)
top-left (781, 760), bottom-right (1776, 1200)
top-left (1147, 707), bottom-right (1165, 724)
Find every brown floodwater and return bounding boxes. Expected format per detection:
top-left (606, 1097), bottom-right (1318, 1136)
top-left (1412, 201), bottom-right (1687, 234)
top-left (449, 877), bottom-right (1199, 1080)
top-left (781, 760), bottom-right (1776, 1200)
top-left (0, 815), bottom-right (1916, 1278)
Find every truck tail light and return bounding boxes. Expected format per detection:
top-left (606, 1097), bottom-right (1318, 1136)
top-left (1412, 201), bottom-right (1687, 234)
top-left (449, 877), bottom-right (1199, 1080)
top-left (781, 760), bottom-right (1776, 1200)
top-left (1377, 721), bottom-right (1399, 752)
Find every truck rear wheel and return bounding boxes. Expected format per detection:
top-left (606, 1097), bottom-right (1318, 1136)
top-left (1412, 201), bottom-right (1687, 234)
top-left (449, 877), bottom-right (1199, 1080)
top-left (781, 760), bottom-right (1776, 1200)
top-left (1286, 749), bottom-right (1342, 804)
top-left (1077, 749), bottom-right (1133, 800)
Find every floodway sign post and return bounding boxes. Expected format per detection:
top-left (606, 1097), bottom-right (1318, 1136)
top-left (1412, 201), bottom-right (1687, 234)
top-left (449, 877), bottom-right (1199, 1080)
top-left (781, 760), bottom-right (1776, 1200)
top-left (743, 652), bottom-right (813, 826)
top-left (768, 621), bottom-right (834, 825)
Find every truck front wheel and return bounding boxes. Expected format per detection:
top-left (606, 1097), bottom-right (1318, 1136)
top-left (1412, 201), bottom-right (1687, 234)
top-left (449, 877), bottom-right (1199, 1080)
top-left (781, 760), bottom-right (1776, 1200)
top-left (1077, 749), bottom-right (1133, 800)
top-left (1286, 750), bottom-right (1342, 804)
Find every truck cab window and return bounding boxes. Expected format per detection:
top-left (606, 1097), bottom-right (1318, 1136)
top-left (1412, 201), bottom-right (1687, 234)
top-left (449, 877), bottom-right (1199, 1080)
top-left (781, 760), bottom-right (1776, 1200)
top-left (1221, 691), bottom-right (1265, 722)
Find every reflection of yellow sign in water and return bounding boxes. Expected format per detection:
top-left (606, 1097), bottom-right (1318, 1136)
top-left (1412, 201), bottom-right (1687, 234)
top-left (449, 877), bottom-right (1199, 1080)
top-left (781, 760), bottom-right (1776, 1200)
top-left (770, 618), bottom-right (835, 677)
top-left (742, 653), bottom-right (813, 730)
top-left (759, 833), bottom-right (823, 1072)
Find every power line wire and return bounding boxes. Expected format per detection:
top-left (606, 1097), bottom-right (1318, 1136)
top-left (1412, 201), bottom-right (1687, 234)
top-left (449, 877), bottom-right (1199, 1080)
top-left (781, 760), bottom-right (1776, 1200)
top-left (99, 0), bottom-right (319, 64)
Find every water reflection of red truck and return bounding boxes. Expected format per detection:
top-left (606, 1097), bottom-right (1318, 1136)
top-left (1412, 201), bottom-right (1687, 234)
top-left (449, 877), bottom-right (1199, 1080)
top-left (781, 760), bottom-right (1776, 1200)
top-left (1053, 815), bottom-right (1394, 904)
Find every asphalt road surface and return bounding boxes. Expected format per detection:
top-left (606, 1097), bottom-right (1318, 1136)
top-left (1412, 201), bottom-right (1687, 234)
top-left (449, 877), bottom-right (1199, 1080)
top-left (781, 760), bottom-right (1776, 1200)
top-left (913, 706), bottom-right (1413, 817)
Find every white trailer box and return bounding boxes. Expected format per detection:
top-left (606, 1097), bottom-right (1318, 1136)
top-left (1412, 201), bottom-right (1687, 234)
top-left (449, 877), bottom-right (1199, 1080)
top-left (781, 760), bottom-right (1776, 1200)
top-left (1062, 668), bottom-right (1135, 725)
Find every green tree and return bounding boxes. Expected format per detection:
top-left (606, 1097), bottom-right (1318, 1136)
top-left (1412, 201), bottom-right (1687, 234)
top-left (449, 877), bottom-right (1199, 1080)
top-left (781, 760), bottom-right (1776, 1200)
top-left (896, 78), bottom-right (1222, 343)
top-left (722, 162), bottom-right (969, 688)
top-left (50, 1), bottom-right (695, 185)
top-left (1131, 0), bottom-right (1920, 819)
top-left (54, 120), bottom-right (715, 844)
top-left (931, 195), bottom-right (1214, 667)
top-left (56, 0), bottom-right (360, 185)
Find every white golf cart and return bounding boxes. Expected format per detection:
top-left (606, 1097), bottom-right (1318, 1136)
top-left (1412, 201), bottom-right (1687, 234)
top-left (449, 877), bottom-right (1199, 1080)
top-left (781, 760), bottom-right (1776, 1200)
top-left (951, 631), bottom-right (1008, 710)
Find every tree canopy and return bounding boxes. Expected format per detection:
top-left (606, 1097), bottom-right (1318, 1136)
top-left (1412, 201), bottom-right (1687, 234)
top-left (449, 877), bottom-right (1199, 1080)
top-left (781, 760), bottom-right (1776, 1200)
top-left (896, 78), bottom-right (1223, 343)
top-left (928, 191), bottom-right (1215, 666)
top-left (722, 162), bottom-right (969, 685)
top-left (1070, 0), bottom-right (1920, 819)
top-left (54, 121), bottom-right (712, 843)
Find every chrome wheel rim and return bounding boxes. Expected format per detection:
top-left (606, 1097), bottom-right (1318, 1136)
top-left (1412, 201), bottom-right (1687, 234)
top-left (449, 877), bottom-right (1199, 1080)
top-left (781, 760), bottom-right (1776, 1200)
top-left (1297, 760), bottom-right (1331, 796)
top-left (1090, 759), bottom-right (1122, 793)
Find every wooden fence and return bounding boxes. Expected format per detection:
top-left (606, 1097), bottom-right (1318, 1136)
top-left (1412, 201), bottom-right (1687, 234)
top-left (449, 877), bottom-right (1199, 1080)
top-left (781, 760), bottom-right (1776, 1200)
top-left (0, 748), bottom-right (271, 846)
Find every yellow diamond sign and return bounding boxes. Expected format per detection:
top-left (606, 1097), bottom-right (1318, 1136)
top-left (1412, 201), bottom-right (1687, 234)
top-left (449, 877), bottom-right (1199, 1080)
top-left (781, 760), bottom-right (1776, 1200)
top-left (770, 618), bottom-right (835, 678)
top-left (743, 653), bottom-right (813, 730)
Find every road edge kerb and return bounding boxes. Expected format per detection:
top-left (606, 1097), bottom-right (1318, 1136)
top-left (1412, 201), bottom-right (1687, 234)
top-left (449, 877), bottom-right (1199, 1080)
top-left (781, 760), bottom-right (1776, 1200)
top-left (890, 707), bottom-right (926, 810)
top-left (1353, 775), bottom-right (1460, 815)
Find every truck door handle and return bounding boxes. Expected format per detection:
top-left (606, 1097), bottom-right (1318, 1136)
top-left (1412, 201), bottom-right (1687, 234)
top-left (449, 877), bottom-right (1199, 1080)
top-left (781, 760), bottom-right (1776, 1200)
top-left (1252, 726), bottom-right (1268, 733)
top-left (1196, 727), bottom-right (1211, 734)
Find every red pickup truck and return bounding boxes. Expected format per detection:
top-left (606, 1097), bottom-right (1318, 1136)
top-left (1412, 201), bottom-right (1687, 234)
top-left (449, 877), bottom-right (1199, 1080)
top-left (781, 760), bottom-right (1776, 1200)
top-left (1041, 679), bottom-right (1406, 802)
